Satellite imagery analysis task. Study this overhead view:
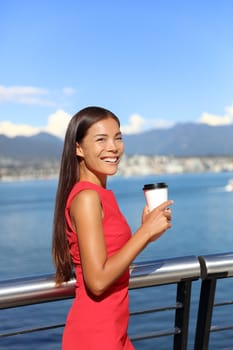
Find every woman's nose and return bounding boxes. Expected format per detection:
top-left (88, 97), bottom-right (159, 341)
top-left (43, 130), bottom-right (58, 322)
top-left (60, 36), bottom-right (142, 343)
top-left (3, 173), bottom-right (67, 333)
top-left (107, 139), bottom-right (118, 151)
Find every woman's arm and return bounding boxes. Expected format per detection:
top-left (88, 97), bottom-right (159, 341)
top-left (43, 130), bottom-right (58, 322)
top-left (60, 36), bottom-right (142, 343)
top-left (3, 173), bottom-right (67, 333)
top-left (70, 189), bottom-right (173, 296)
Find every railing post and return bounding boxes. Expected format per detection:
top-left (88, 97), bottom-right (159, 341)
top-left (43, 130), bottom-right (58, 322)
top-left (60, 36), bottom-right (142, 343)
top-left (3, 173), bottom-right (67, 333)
top-left (194, 278), bottom-right (216, 350)
top-left (173, 280), bottom-right (192, 350)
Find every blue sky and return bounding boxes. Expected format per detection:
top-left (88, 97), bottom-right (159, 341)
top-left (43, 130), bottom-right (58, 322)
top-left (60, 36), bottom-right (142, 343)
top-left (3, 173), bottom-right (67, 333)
top-left (1, 0), bottom-right (233, 138)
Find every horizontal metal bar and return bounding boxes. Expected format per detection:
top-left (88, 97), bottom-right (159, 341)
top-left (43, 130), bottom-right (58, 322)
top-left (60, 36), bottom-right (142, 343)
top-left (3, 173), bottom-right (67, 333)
top-left (1, 252), bottom-right (233, 311)
top-left (130, 327), bottom-right (181, 341)
top-left (211, 324), bottom-right (233, 333)
top-left (130, 302), bottom-right (182, 316)
top-left (0, 323), bottom-right (64, 338)
top-left (0, 255), bottom-right (200, 309)
top-left (0, 303), bottom-right (180, 339)
top-left (0, 304), bottom-right (181, 339)
top-left (199, 252), bottom-right (233, 279)
top-left (214, 300), bottom-right (233, 307)
top-left (0, 274), bottom-right (75, 309)
top-left (129, 255), bottom-right (200, 288)
top-left (2, 252), bottom-right (233, 346)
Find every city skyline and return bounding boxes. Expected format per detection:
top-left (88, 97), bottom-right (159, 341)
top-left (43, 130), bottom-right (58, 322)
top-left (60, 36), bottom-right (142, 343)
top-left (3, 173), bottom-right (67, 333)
top-left (1, 0), bottom-right (233, 139)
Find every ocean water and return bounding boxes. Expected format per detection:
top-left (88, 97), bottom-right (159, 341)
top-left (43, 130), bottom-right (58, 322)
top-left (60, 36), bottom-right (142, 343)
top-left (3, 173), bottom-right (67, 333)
top-left (0, 172), bottom-right (233, 349)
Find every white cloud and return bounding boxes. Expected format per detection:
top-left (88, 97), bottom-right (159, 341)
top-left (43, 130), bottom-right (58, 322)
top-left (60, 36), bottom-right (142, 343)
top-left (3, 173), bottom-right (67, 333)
top-left (0, 110), bottom-right (71, 139)
top-left (121, 113), bottom-right (174, 134)
top-left (225, 104), bottom-right (233, 116)
top-left (62, 87), bottom-right (76, 96)
top-left (121, 114), bottom-right (146, 134)
top-left (0, 85), bottom-right (77, 107)
top-left (0, 121), bottom-right (39, 137)
top-left (148, 119), bottom-right (175, 129)
top-left (199, 102), bottom-right (233, 126)
top-left (43, 110), bottom-right (71, 138)
top-left (0, 85), bottom-right (54, 106)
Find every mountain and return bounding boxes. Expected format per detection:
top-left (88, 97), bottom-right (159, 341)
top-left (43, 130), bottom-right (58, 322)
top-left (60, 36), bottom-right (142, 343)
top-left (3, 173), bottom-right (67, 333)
top-left (123, 123), bottom-right (233, 156)
top-left (0, 132), bottom-right (63, 160)
top-left (0, 123), bottom-right (233, 160)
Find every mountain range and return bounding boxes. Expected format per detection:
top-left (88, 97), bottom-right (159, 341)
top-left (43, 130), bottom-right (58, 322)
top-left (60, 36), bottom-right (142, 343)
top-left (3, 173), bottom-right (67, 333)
top-left (124, 122), bottom-right (233, 156)
top-left (0, 122), bottom-right (233, 161)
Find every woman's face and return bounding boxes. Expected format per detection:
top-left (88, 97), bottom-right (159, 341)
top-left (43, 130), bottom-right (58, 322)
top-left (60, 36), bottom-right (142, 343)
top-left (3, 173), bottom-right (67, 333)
top-left (76, 117), bottom-right (124, 180)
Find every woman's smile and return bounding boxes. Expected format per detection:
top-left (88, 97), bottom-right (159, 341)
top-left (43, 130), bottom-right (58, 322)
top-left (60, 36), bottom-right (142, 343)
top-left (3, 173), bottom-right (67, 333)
top-left (100, 156), bottom-right (120, 164)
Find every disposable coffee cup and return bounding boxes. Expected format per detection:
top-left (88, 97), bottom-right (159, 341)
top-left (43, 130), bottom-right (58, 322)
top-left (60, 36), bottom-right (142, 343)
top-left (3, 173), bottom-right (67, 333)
top-left (143, 182), bottom-right (168, 211)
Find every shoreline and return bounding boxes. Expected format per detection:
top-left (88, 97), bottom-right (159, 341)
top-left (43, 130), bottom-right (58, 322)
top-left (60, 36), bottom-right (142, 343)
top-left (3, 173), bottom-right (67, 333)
top-left (1, 155), bottom-right (233, 183)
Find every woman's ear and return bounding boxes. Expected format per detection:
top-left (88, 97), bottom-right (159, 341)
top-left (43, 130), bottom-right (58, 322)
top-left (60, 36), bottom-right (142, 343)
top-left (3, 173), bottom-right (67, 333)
top-left (76, 142), bottom-right (84, 157)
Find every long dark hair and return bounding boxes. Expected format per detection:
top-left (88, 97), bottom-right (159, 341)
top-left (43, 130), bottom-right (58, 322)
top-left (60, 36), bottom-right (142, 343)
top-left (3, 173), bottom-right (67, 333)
top-left (52, 106), bottom-right (120, 284)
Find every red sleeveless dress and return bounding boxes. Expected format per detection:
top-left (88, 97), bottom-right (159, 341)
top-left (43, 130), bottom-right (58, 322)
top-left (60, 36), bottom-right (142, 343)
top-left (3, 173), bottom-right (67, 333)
top-left (62, 181), bottom-right (135, 350)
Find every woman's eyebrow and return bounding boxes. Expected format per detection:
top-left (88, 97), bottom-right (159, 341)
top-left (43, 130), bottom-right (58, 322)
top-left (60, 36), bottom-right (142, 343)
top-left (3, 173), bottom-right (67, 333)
top-left (93, 131), bottom-right (122, 137)
top-left (115, 131), bottom-right (122, 137)
top-left (93, 133), bottom-right (107, 137)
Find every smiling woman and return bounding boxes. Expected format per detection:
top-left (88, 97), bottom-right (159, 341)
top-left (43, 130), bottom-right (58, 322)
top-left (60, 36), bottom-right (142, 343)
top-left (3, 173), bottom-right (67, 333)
top-left (52, 106), bottom-right (173, 350)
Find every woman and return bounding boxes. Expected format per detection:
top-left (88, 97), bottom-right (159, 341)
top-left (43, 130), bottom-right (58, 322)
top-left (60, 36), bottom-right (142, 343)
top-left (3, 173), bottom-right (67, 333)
top-left (52, 106), bottom-right (173, 350)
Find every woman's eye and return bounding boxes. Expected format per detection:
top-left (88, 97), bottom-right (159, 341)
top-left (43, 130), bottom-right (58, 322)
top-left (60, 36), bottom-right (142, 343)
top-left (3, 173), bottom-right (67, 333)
top-left (96, 137), bottom-right (105, 142)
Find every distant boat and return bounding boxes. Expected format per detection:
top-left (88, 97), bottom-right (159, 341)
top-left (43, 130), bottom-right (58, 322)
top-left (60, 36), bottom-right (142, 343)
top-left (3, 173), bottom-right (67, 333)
top-left (225, 179), bottom-right (233, 192)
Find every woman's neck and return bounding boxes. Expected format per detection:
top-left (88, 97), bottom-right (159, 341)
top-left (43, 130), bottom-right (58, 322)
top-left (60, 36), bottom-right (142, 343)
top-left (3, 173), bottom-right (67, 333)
top-left (79, 172), bottom-right (107, 188)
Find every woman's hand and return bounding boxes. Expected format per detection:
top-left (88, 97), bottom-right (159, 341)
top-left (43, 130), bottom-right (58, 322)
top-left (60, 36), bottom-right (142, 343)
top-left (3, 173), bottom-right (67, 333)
top-left (141, 200), bottom-right (173, 242)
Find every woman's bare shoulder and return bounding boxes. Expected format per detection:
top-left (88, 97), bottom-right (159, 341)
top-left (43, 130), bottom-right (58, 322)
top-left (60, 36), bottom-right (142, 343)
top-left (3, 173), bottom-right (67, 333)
top-left (70, 189), bottom-right (101, 214)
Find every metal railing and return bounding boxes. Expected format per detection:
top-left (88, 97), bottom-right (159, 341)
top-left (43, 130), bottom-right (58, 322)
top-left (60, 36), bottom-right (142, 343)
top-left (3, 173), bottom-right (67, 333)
top-left (194, 252), bottom-right (233, 350)
top-left (1, 252), bottom-right (233, 349)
